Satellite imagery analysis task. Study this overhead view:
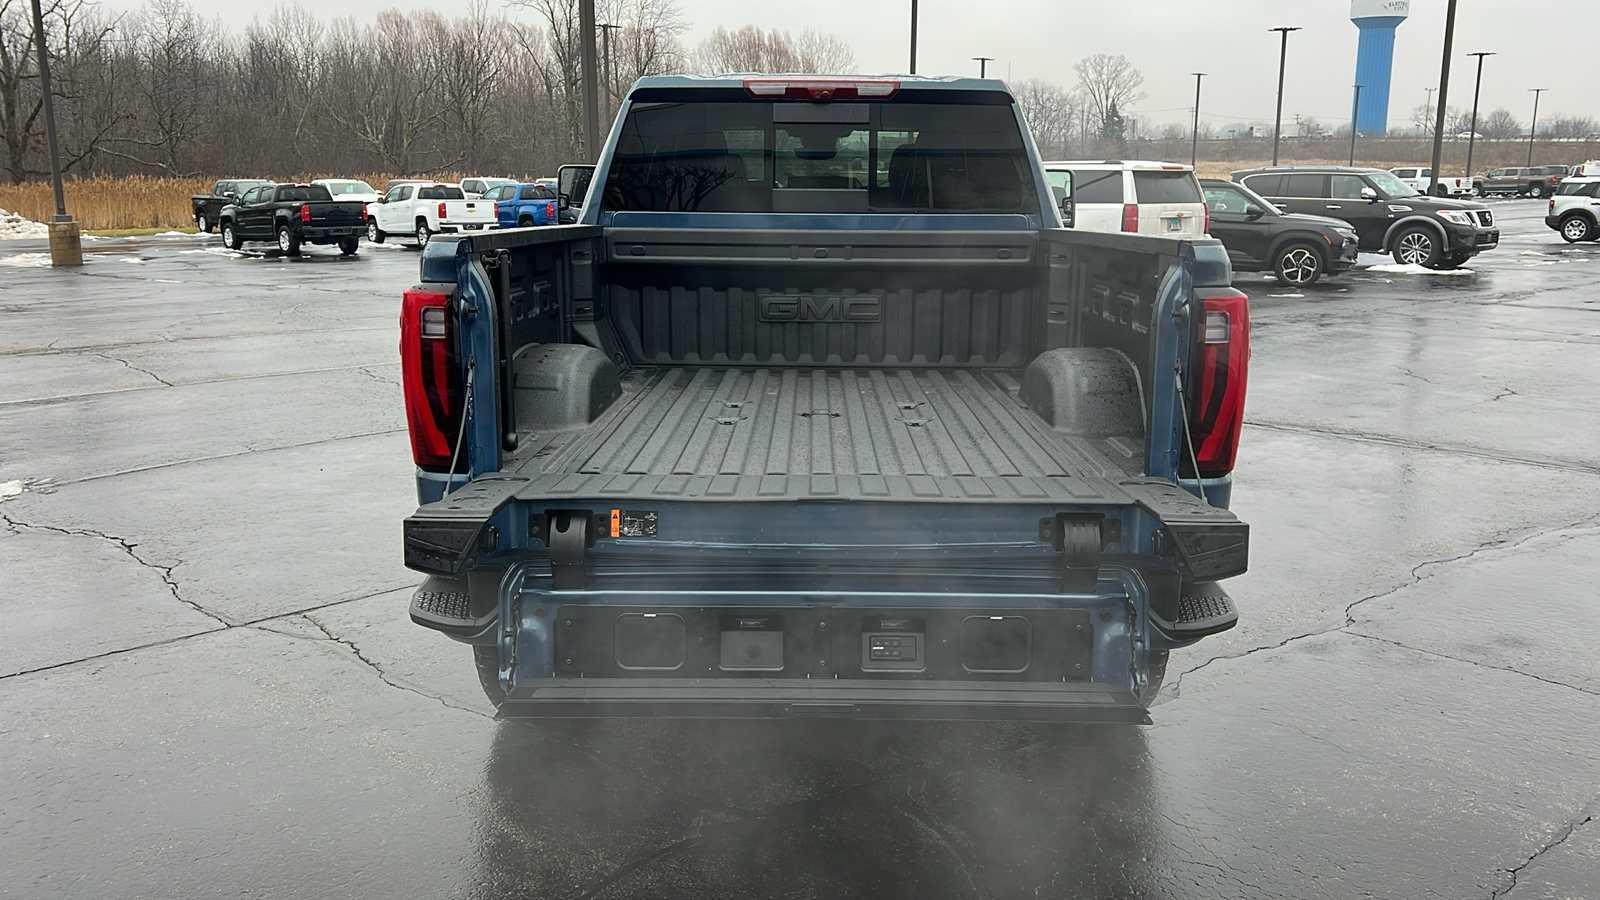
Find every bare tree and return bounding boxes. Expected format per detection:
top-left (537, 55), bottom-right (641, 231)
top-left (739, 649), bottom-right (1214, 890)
top-left (1444, 107), bottom-right (1476, 136)
top-left (103, 0), bottom-right (221, 175)
top-left (1409, 101), bottom-right (1435, 135)
top-left (423, 3), bottom-right (511, 171)
top-left (694, 26), bottom-right (853, 74)
top-left (1013, 78), bottom-right (1078, 158)
top-left (1073, 53), bottom-right (1144, 133)
top-left (604, 0), bottom-right (687, 92)
top-left (320, 12), bottom-right (448, 174)
top-left (1479, 108), bottom-right (1521, 140)
top-left (792, 29), bottom-right (853, 72)
top-left (1539, 115), bottom-right (1600, 139)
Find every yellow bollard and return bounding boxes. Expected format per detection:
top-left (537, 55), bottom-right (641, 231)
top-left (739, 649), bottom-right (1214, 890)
top-left (47, 217), bottom-right (82, 267)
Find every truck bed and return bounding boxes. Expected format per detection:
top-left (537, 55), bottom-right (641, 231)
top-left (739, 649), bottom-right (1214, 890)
top-left (500, 366), bottom-right (1145, 504)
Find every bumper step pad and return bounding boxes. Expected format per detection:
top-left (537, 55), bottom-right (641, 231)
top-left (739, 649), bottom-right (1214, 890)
top-left (409, 574), bottom-right (496, 636)
top-left (1150, 580), bottom-right (1238, 639)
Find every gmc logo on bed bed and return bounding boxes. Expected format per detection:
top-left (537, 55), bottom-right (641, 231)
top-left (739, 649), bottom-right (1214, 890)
top-left (759, 294), bottom-right (882, 323)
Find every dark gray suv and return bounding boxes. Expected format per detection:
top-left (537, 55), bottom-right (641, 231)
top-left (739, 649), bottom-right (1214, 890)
top-left (1232, 166), bottom-right (1499, 269)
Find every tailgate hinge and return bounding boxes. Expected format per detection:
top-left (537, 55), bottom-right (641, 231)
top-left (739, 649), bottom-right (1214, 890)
top-left (1039, 514), bottom-right (1120, 594)
top-left (530, 510), bottom-right (606, 590)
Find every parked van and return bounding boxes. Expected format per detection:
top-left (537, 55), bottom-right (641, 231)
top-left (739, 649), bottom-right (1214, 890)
top-left (1042, 160), bottom-right (1208, 237)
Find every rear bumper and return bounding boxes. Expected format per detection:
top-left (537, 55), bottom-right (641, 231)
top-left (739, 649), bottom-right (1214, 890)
top-left (498, 677), bottom-right (1150, 723)
top-left (437, 222), bottom-right (495, 233)
top-left (1545, 215), bottom-right (1564, 231)
top-left (297, 225), bottom-right (362, 242)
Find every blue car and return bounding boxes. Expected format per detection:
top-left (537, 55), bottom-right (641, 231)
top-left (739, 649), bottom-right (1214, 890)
top-left (484, 182), bottom-right (558, 228)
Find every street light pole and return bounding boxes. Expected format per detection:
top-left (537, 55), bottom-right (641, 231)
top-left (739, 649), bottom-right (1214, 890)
top-left (1427, 0), bottom-right (1458, 196)
top-left (908, 0), bottom-right (918, 74)
top-left (598, 23), bottom-right (621, 131)
top-left (1269, 26), bottom-right (1301, 166)
top-left (973, 57), bottom-right (992, 78)
top-left (578, 0), bottom-right (599, 159)
top-left (28, 0), bottom-right (79, 266)
top-left (1526, 88), bottom-right (1546, 166)
top-left (1463, 51), bottom-right (1494, 188)
top-left (1349, 84), bottom-right (1363, 165)
top-left (1190, 72), bottom-right (1205, 168)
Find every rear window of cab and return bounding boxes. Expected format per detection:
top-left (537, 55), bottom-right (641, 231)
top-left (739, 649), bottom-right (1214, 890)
top-left (599, 95), bottom-right (1039, 215)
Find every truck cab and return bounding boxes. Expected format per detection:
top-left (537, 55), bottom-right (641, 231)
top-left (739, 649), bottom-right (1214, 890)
top-left (398, 76), bottom-right (1251, 722)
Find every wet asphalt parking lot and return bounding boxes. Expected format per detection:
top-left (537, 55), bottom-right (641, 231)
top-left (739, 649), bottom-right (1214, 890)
top-left (1, 203), bottom-right (1597, 899)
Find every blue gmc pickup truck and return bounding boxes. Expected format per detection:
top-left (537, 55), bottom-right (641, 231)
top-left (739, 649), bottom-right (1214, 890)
top-left (399, 75), bottom-right (1251, 722)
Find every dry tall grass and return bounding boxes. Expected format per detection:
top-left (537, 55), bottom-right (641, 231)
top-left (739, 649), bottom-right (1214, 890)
top-left (0, 176), bottom-right (211, 230)
top-left (0, 174), bottom-right (419, 231)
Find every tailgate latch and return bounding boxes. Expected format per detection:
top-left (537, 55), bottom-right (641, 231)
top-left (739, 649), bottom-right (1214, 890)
top-left (1039, 514), bottom-right (1120, 594)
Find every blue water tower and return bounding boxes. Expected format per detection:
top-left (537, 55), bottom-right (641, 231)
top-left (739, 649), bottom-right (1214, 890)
top-left (1351, 0), bottom-right (1410, 133)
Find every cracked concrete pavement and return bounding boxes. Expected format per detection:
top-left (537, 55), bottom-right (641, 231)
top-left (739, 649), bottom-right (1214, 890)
top-left (1, 203), bottom-right (1597, 897)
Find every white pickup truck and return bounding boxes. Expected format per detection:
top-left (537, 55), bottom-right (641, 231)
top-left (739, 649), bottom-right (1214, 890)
top-left (1390, 167), bottom-right (1475, 198)
top-left (366, 182), bottom-right (497, 246)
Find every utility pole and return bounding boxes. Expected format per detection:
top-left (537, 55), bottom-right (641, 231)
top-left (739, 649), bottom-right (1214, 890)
top-left (909, 0), bottom-right (918, 74)
top-left (1463, 51), bottom-right (1494, 188)
top-left (1427, 0), bottom-right (1458, 195)
top-left (1424, 86), bottom-right (1436, 131)
top-left (29, 0), bottom-right (79, 266)
top-left (1349, 84), bottom-right (1363, 165)
top-left (578, 0), bottom-right (600, 159)
top-left (1269, 26), bottom-right (1301, 166)
top-left (973, 57), bottom-right (992, 78)
top-left (1527, 88), bottom-right (1546, 166)
top-left (598, 23), bottom-right (621, 131)
top-left (1190, 72), bottom-right (1206, 167)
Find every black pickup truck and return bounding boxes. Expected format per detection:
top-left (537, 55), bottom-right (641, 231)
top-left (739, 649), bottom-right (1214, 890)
top-left (218, 183), bottom-right (365, 255)
top-left (191, 179), bottom-right (271, 233)
top-left (399, 75), bottom-right (1252, 722)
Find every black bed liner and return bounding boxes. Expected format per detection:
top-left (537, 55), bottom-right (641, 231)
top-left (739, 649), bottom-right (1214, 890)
top-left (501, 366), bottom-right (1145, 503)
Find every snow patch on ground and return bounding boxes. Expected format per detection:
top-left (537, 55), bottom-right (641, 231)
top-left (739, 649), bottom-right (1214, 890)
top-left (0, 480), bottom-right (23, 500)
top-left (154, 230), bottom-right (196, 237)
top-left (119, 257), bottom-right (147, 265)
top-left (1364, 262), bottom-right (1475, 275)
top-left (0, 252), bottom-right (51, 267)
top-left (1268, 293), bottom-right (1306, 298)
top-left (183, 247), bottom-right (249, 259)
top-left (0, 209), bottom-right (48, 239)
top-left (363, 240), bottom-right (411, 251)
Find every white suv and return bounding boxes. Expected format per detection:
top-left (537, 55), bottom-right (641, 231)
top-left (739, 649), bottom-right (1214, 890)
top-left (1042, 160), bottom-right (1208, 237)
top-left (1546, 177), bottom-right (1600, 242)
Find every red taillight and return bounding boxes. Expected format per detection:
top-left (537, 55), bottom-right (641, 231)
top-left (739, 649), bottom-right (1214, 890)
top-left (1202, 203), bottom-right (1211, 236)
top-left (362, 203), bottom-right (369, 220)
top-left (400, 288), bottom-right (460, 470)
top-left (1550, 198), bottom-right (1556, 215)
top-left (299, 204), bottom-right (310, 222)
top-left (492, 202), bottom-right (499, 219)
top-left (546, 201), bottom-right (556, 220)
top-left (1121, 204), bottom-right (1139, 233)
top-left (742, 76), bottom-right (899, 100)
top-left (1184, 288), bottom-right (1251, 478)
top-left (438, 201), bottom-right (447, 219)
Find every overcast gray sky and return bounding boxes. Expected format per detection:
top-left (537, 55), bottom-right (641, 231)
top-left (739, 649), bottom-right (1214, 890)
top-left (135, 0), bottom-right (1592, 131)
